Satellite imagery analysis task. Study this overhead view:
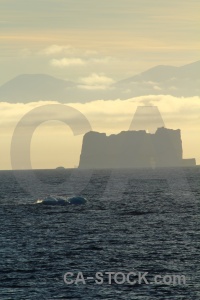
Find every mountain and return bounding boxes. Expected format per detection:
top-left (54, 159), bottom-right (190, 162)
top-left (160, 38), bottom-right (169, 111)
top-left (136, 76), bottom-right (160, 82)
top-left (0, 74), bottom-right (76, 103)
top-left (0, 60), bottom-right (199, 103)
top-left (114, 60), bottom-right (200, 98)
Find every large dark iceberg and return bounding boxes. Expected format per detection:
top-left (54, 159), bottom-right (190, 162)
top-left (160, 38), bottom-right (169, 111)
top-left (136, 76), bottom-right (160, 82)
top-left (79, 127), bottom-right (196, 169)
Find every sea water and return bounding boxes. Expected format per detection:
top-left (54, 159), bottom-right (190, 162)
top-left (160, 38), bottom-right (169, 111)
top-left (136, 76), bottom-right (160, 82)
top-left (0, 168), bottom-right (199, 299)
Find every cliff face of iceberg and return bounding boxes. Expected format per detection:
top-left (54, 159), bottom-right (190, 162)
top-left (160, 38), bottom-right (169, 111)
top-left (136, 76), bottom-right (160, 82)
top-left (79, 127), bottom-right (195, 169)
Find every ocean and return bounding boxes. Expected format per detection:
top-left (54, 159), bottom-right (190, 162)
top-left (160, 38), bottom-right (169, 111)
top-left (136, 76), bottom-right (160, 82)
top-left (0, 167), bottom-right (199, 299)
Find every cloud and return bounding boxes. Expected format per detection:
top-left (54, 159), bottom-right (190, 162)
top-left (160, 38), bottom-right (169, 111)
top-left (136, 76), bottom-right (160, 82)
top-left (39, 44), bottom-right (72, 55)
top-left (1, 95), bottom-right (200, 130)
top-left (50, 58), bottom-right (86, 67)
top-left (78, 73), bottom-right (115, 90)
top-left (49, 54), bottom-right (114, 69)
top-left (0, 95), bottom-right (200, 169)
top-left (153, 85), bottom-right (162, 91)
top-left (73, 95), bottom-right (197, 116)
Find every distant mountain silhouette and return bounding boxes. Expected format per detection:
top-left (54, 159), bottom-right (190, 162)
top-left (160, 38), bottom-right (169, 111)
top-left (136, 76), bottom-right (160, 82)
top-left (117, 60), bottom-right (200, 84)
top-left (0, 60), bottom-right (199, 103)
top-left (0, 74), bottom-right (76, 102)
top-left (114, 60), bottom-right (200, 98)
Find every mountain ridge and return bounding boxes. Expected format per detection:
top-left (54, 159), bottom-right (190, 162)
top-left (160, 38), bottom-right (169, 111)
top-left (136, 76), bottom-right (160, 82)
top-left (0, 60), bottom-right (199, 103)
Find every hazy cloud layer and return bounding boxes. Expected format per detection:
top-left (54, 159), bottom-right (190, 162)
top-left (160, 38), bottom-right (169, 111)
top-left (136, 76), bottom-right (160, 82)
top-left (50, 58), bottom-right (86, 67)
top-left (1, 95), bottom-right (200, 130)
top-left (39, 45), bottom-right (73, 56)
top-left (78, 73), bottom-right (115, 90)
top-left (0, 95), bottom-right (200, 169)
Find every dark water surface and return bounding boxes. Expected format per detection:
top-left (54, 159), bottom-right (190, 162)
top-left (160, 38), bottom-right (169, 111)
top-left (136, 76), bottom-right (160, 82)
top-left (0, 168), bottom-right (199, 299)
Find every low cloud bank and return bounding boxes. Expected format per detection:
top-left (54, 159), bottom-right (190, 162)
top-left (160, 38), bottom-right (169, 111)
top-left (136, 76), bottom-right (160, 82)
top-left (0, 95), bottom-right (199, 169)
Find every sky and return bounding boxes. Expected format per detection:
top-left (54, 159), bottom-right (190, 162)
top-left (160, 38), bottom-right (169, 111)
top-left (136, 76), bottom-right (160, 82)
top-left (0, 0), bottom-right (199, 84)
top-left (0, 0), bottom-right (199, 169)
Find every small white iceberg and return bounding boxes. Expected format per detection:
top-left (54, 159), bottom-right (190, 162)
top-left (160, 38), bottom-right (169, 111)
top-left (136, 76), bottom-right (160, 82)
top-left (35, 195), bottom-right (87, 206)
